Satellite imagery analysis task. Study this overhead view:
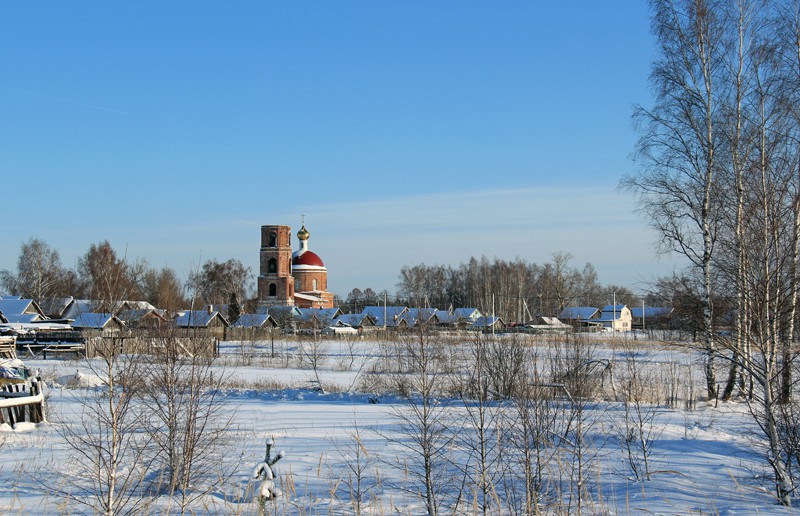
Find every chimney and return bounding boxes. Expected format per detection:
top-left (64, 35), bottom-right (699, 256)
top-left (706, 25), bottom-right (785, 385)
top-left (207, 304), bottom-right (213, 315)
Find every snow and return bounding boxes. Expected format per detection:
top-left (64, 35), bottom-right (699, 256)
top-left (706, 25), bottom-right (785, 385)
top-left (0, 335), bottom-right (796, 514)
top-left (55, 370), bottom-right (106, 388)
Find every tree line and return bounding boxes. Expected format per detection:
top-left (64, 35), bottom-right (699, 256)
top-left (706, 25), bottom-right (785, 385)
top-left (5, 237), bottom-right (686, 326)
top-left (0, 238), bottom-right (251, 313)
top-left (386, 253), bottom-right (648, 322)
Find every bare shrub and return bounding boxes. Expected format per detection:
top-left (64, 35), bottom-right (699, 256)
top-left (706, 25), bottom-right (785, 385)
top-left (482, 334), bottom-right (528, 399)
top-left (139, 331), bottom-right (235, 513)
top-left (550, 335), bottom-right (605, 400)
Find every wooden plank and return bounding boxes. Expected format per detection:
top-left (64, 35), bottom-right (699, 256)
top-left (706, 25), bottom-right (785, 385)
top-left (0, 391), bottom-right (43, 410)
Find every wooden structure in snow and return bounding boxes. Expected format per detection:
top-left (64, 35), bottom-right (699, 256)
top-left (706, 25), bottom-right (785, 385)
top-left (0, 336), bottom-right (45, 426)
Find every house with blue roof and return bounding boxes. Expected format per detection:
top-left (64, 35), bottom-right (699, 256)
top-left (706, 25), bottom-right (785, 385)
top-left (231, 313), bottom-right (278, 329)
top-left (471, 315), bottom-right (506, 331)
top-left (454, 308), bottom-right (482, 324)
top-left (174, 309), bottom-right (229, 338)
top-left (361, 306), bottom-right (408, 328)
top-left (71, 313), bottom-right (125, 336)
top-left (595, 304), bottom-right (633, 332)
top-left (332, 313), bottom-right (376, 330)
top-left (0, 299), bottom-right (46, 320)
top-left (558, 307), bottom-right (601, 322)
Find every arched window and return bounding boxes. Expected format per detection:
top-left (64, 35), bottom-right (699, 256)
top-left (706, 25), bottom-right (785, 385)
top-left (268, 258), bottom-right (277, 274)
top-left (269, 232), bottom-right (277, 247)
top-left (269, 283), bottom-right (277, 297)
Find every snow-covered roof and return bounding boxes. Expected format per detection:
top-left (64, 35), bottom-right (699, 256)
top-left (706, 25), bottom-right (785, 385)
top-left (332, 313), bottom-right (375, 328)
top-left (38, 297), bottom-right (75, 318)
top-left (471, 316), bottom-right (505, 328)
top-left (231, 313), bottom-right (277, 328)
top-left (71, 313), bottom-right (123, 330)
top-left (3, 313), bottom-right (43, 324)
top-left (406, 308), bottom-right (438, 323)
top-left (294, 292), bottom-right (323, 302)
top-left (434, 310), bottom-right (458, 324)
top-left (558, 307), bottom-right (600, 320)
top-left (630, 307), bottom-right (674, 318)
top-left (0, 299), bottom-right (42, 317)
top-left (259, 305), bottom-right (302, 318)
top-left (1, 322), bottom-right (74, 336)
top-left (454, 308), bottom-right (482, 321)
top-left (63, 299), bottom-right (97, 320)
top-left (174, 310), bottom-right (228, 328)
top-left (111, 300), bottom-right (157, 313)
top-left (398, 312), bottom-right (417, 328)
top-left (117, 309), bottom-right (167, 325)
top-left (361, 306), bottom-right (407, 326)
top-left (534, 316), bottom-right (569, 327)
top-left (298, 308), bottom-right (342, 322)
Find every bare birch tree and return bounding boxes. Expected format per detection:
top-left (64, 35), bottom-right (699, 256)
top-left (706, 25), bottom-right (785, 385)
top-left (622, 0), bottom-right (729, 399)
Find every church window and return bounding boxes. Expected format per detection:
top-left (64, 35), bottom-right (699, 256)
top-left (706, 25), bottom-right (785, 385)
top-left (268, 258), bottom-right (277, 274)
top-left (312, 279), bottom-right (317, 291)
top-left (269, 232), bottom-right (277, 247)
top-left (268, 283), bottom-right (277, 297)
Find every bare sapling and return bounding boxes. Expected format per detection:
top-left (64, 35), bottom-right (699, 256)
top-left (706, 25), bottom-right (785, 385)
top-left (506, 351), bottom-right (570, 515)
top-left (550, 337), bottom-right (605, 515)
top-left (618, 345), bottom-right (663, 481)
top-left (459, 331), bottom-right (509, 515)
top-left (56, 337), bottom-right (154, 516)
top-left (299, 334), bottom-right (328, 392)
top-left (140, 329), bottom-right (235, 514)
top-left (385, 322), bottom-right (459, 516)
top-left (332, 421), bottom-right (379, 515)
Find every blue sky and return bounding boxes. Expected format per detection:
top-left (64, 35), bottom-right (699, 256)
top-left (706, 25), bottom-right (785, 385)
top-left (0, 2), bottom-right (681, 297)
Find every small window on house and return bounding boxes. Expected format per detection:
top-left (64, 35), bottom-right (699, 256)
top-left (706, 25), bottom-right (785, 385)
top-left (269, 283), bottom-right (277, 297)
top-left (268, 258), bottom-right (277, 274)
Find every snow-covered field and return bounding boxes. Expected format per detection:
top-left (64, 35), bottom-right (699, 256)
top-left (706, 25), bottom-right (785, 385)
top-left (0, 334), bottom-right (796, 515)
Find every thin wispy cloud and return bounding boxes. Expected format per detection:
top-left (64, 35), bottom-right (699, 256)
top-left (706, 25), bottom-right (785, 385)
top-left (1, 86), bottom-right (129, 115)
top-left (268, 186), bottom-right (679, 294)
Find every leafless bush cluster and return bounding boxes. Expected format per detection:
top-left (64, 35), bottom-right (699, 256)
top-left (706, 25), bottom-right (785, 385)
top-left (53, 332), bottom-right (236, 515)
top-left (370, 327), bottom-right (633, 515)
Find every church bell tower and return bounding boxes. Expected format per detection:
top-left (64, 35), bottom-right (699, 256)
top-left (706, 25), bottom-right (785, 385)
top-left (257, 225), bottom-right (294, 305)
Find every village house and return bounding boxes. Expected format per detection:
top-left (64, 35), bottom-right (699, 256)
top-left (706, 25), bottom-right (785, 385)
top-left (0, 299), bottom-right (46, 323)
top-left (331, 313), bottom-right (376, 331)
top-left (630, 306), bottom-right (674, 329)
top-left (174, 308), bottom-right (229, 339)
top-left (71, 313), bottom-right (126, 337)
top-left (596, 304), bottom-right (633, 332)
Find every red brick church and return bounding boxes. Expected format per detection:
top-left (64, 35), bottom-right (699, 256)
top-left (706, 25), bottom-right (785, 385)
top-left (257, 223), bottom-right (335, 309)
